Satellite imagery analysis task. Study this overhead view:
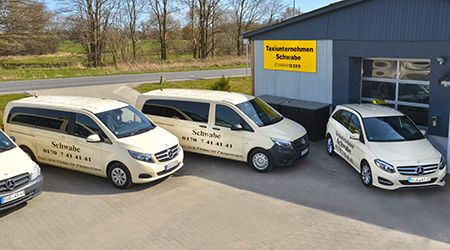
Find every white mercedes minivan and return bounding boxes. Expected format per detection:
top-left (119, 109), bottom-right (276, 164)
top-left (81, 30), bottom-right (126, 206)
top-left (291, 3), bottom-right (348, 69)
top-left (326, 104), bottom-right (446, 190)
top-left (0, 128), bottom-right (43, 211)
top-left (4, 96), bottom-right (184, 189)
top-left (136, 89), bottom-right (309, 173)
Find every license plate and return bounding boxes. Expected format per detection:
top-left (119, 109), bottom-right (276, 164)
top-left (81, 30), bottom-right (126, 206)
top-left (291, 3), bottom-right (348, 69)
top-left (0, 190), bottom-right (25, 204)
top-left (408, 176), bottom-right (432, 183)
top-left (165, 160), bottom-right (179, 171)
top-left (301, 148), bottom-right (309, 156)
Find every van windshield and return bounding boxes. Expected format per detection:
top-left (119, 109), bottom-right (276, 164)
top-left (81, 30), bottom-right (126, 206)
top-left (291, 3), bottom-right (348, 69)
top-left (236, 98), bottom-right (283, 127)
top-left (364, 116), bottom-right (425, 142)
top-left (0, 131), bottom-right (15, 153)
top-left (96, 105), bottom-right (155, 139)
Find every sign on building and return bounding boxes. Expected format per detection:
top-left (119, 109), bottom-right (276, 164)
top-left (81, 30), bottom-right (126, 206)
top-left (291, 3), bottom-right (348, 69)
top-left (264, 40), bottom-right (317, 73)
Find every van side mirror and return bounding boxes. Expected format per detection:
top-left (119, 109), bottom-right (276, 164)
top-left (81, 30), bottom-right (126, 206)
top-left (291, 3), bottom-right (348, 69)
top-left (86, 134), bottom-right (102, 143)
top-left (349, 133), bottom-right (360, 140)
top-left (231, 124), bottom-right (243, 131)
top-left (9, 136), bottom-right (16, 142)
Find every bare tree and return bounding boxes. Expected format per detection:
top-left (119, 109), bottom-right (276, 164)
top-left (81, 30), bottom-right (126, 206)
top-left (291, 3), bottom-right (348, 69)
top-left (150, 0), bottom-right (176, 60)
top-left (124, 0), bottom-right (145, 60)
top-left (64, 0), bottom-right (118, 67)
top-left (264, 0), bottom-right (287, 25)
top-left (228, 0), bottom-right (266, 56)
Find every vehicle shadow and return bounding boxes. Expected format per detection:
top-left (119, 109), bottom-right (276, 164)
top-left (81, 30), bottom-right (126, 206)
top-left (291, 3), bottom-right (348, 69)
top-left (40, 165), bottom-right (169, 195)
top-left (0, 202), bottom-right (28, 218)
top-left (178, 141), bottom-right (450, 244)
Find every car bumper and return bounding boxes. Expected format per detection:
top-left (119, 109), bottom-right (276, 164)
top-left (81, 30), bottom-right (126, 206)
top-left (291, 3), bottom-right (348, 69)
top-left (0, 175), bottom-right (43, 211)
top-left (129, 149), bottom-right (185, 184)
top-left (372, 167), bottom-right (447, 190)
top-left (268, 144), bottom-right (310, 167)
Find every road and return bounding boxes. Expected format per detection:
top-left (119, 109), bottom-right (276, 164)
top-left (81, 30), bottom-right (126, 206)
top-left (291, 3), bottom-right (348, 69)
top-left (1, 142), bottom-right (449, 249)
top-left (0, 68), bottom-right (248, 94)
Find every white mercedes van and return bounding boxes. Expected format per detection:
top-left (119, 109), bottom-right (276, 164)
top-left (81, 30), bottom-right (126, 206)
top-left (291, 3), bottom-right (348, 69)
top-left (136, 89), bottom-right (309, 172)
top-left (0, 129), bottom-right (43, 211)
top-left (4, 96), bottom-right (184, 189)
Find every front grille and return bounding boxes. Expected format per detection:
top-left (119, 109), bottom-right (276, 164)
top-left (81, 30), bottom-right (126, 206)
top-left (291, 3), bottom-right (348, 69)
top-left (399, 178), bottom-right (438, 186)
top-left (155, 145), bottom-right (180, 162)
top-left (397, 164), bottom-right (439, 176)
top-left (291, 135), bottom-right (309, 149)
top-left (0, 173), bottom-right (30, 193)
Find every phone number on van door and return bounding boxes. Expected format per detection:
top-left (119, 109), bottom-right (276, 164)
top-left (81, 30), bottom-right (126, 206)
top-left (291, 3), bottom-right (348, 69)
top-left (181, 136), bottom-right (234, 149)
top-left (42, 148), bottom-right (92, 162)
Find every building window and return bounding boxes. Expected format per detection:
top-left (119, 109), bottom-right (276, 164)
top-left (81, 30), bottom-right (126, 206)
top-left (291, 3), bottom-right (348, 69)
top-left (361, 58), bottom-right (430, 126)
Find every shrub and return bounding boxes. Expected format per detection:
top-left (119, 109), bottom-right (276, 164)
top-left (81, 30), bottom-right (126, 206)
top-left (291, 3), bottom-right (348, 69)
top-left (210, 76), bottom-right (230, 91)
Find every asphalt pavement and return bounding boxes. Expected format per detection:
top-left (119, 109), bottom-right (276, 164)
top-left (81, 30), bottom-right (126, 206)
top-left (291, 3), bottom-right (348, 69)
top-left (0, 142), bottom-right (449, 249)
top-left (0, 68), bottom-right (247, 94)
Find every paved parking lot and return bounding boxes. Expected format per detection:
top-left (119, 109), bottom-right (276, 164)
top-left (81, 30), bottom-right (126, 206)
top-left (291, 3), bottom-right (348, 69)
top-left (1, 142), bottom-right (449, 249)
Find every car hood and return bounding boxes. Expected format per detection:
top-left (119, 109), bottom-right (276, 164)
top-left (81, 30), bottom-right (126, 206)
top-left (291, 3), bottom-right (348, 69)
top-left (259, 118), bottom-right (307, 141)
top-left (117, 126), bottom-right (179, 154)
top-left (368, 139), bottom-right (440, 164)
top-left (0, 147), bottom-right (35, 181)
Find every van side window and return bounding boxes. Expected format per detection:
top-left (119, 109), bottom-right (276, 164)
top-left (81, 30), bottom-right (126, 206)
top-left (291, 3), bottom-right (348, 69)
top-left (10, 114), bottom-right (37, 126)
top-left (332, 110), bottom-right (352, 130)
top-left (143, 100), bottom-right (209, 123)
top-left (35, 109), bottom-right (70, 132)
top-left (74, 114), bottom-right (107, 140)
top-left (142, 103), bottom-right (186, 120)
top-left (215, 105), bottom-right (252, 131)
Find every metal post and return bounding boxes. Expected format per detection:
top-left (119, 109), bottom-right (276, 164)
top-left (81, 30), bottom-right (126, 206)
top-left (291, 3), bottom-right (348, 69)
top-left (448, 113), bottom-right (450, 173)
top-left (293, 0), bottom-right (296, 16)
top-left (244, 39), bottom-right (249, 79)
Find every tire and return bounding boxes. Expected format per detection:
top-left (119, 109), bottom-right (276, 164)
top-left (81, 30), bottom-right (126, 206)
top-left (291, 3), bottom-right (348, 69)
top-left (249, 149), bottom-right (273, 173)
top-left (361, 161), bottom-right (373, 187)
top-left (326, 135), bottom-right (334, 156)
top-left (108, 163), bottom-right (132, 189)
top-left (21, 146), bottom-right (37, 162)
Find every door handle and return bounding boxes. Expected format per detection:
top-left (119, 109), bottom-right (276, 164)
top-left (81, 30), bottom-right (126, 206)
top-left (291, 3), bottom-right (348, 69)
top-left (199, 125), bottom-right (207, 128)
top-left (213, 127), bottom-right (220, 131)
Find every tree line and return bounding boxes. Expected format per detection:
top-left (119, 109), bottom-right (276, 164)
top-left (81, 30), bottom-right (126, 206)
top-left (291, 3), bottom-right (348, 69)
top-left (0, 0), bottom-right (300, 67)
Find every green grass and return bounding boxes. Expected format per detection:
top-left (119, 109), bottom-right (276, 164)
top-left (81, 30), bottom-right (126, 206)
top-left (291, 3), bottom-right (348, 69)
top-left (0, 93), bottom-right (29, 127)
top-left (0, 39), bottom-right (245, 81)
top-left (135, 77), bottom-right (252, 94)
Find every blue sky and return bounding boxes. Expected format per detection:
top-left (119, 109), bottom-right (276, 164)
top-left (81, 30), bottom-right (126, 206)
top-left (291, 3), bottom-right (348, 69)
top-left (45, 0), bottom-right (339, 13)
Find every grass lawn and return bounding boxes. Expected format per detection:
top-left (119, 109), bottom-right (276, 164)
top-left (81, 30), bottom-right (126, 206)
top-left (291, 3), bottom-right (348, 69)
top-left (135, 76), bottom-right (252, 94)
top-left (0, 93), bottom-right (29, 127)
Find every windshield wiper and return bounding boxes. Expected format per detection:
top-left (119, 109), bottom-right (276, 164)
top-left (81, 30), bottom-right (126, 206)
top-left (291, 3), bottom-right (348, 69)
top-left (0, 145), bottom-right (15, 152)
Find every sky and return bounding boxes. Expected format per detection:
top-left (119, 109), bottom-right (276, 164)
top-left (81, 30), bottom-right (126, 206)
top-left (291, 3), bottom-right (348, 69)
top-left (44, 0), bottom-right (340, 14)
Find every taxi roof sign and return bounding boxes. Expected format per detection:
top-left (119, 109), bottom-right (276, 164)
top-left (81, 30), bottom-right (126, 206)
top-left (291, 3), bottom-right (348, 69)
top-left (372, 99), bottom-right (386, 105)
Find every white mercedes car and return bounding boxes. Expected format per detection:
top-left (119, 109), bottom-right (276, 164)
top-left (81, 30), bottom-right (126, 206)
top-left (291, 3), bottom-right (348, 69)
top-left (325, 104), bottom-right (446, 190)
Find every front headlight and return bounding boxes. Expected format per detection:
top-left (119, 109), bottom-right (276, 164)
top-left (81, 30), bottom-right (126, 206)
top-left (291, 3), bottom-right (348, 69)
top-left (128, 150), bottom-right (154, 163)
top-left (374, 159), bottom-right (396, 173)
top-left (438, 156), bottom-right (447, 170)
top-left (30, 163), bottom-right (41, 181)
top-left (271, 138), bottom-right (293, 149)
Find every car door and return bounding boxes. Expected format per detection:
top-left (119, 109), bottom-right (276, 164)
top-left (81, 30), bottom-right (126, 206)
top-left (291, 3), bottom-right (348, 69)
top-left (66, 113), bottom-right (111, 176)
top-left (332, 110), bottom-right (354, 164)
top-left (347, 113), bottom-right (366, 170)
top-left (210, 104), bottom-right (250, 161)
top-left (32, 108), bottom-right (75, 170)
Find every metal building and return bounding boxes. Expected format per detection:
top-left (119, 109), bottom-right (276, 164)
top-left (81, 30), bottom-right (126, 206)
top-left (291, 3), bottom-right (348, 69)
top-left (243, 0), bottom-right (450, 165)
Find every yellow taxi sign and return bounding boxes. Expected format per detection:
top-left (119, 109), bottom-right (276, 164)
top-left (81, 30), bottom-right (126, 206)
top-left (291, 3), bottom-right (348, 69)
top-left (264, 40), bottom-right (317, 73)
top-left (372, 99), bottom-right (387, 105)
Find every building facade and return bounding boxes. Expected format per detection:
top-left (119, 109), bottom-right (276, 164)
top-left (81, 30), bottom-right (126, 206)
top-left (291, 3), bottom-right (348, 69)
top-left (244, 0), bottom-right (450, 164)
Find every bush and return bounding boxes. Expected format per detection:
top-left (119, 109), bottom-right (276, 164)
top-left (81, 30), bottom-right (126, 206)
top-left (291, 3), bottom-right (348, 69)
top-left (210, 76), bottom-right (230, 91)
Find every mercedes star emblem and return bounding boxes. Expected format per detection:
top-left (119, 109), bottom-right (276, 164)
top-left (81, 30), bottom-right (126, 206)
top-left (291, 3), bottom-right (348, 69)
top-left (5, 179), bottom-right (16, 191)
top-left (416, 166), bottom-right (424, 176)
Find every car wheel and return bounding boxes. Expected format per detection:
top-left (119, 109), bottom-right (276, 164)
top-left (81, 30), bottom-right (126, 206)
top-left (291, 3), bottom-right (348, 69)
top-left (249, 149), bottom-right (273, 173)
top-left (108, 163), bottom-right (132, 189)
top-left (326, 135), bottom-right (334, 156)
top-left (361, 161), bottom-right (373, 187)
top-left (21, 146), bottom-right (37, 162)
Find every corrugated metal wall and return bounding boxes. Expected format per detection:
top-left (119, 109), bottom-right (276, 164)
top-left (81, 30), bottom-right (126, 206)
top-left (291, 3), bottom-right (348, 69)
top-left (254, 40), bottom-right (333, 104)
top-left (250, 0), bottom-right (450, 42)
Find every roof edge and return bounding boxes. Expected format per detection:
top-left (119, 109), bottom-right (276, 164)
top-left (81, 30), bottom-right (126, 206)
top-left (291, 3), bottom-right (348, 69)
top-left (243, 0), bottom-right (365, 39)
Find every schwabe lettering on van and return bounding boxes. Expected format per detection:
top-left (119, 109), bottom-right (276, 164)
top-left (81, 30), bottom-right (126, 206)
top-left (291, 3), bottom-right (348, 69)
top-left (0, 129), bottom-right (43, 211)
top-left (136, 89), bottom-right (310, 173)
top-left (3, 96), bottom-right (184, 189)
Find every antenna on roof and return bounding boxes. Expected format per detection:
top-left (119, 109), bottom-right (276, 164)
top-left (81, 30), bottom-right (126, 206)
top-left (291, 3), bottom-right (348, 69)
top-left (33, 92), bottom-right (38, 98)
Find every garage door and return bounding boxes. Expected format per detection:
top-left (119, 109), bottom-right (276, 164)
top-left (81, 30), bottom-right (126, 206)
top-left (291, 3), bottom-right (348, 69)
top-left (361, 58), bottom-right (430, 126)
